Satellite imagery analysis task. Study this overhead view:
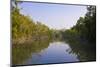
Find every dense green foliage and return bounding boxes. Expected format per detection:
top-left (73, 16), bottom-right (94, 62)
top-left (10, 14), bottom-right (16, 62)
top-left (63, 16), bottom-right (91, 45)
top-left (12, 8), bottom-right (51, 44)
top-left (62, 6), bottom-right (96, 44)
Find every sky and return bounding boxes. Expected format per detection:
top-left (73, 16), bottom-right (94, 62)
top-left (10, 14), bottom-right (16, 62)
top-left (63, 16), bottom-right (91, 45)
top-left (18, 2), bottom-right (87, 30)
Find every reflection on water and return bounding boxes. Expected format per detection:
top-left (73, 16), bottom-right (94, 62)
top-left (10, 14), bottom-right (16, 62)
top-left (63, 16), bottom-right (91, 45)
top-left (12, 40), bottom-right (50, 65)
top-left (25, 42), bottom-right (79, 64)
top-left (12, 39), bottom-right (96, 65)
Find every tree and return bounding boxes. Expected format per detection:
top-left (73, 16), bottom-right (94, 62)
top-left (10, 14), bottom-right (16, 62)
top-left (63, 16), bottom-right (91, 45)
top-left (63, 6), bottom-right (96, 44)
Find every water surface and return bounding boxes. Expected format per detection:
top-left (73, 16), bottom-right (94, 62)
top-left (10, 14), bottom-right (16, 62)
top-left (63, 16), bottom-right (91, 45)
top-left (24, 41), bottom-right (79, 64)
top-left (12, 40), bottom-right (96, 65)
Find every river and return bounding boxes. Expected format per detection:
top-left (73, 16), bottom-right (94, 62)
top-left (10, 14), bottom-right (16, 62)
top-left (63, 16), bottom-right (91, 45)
top-left (12, 40), bottom-right (96, 65)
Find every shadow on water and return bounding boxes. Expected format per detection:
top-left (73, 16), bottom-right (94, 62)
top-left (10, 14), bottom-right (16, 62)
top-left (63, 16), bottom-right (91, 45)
top-left (65, 38), bottom-right (96, 62)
